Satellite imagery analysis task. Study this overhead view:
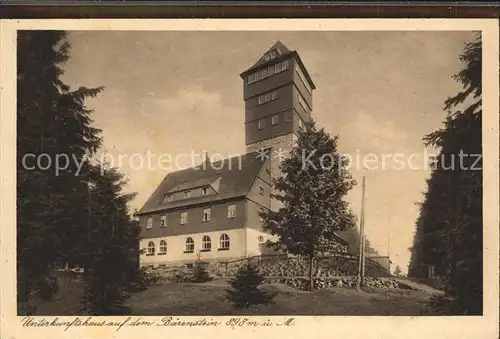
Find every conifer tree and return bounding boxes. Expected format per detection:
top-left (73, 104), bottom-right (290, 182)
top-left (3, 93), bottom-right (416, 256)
top-left (409, 34), bottom-right (482, 314)
top-left (17, 30), bottom-right (102, 314)
top-left (190, 254), bottom-right (212, 283)
top-left (17, 31), bottom-right (144, 315)
top-left (262, 120), bottom-right (357, 290)
top-left (393, 265), bottom-right (402, 277)
top-left (226, 263), bottom-right (275, 309)
top-left (79, 165), bottom-right (142, 315)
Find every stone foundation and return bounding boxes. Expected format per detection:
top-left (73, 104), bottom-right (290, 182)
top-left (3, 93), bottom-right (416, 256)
top-left (265, 277), bottom-right (418, 291)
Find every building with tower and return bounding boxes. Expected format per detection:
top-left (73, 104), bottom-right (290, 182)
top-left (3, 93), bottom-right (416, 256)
top-left (136, 41), bottom-right (348, 268)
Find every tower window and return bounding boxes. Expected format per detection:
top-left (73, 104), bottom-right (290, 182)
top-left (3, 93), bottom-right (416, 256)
top-left (295, 64), bottom-right (312, 94)
top-left (275, 63), bottom-right (282, 73)
top-left (272, 114), bottom-right (279, 125)
top-left (298, 93), bottom-right (311, 112)
top-left (258, 119), bottom-right (266, 130)
top-left (259, 186), bottom-right (264, 196)
top-left (184, 190), bottom-right (191, 199)
top-left (259, 207), bottom-right (265, 222)
top-left (202, 187), bottom-right (209, 195)
top-left (282, 59), bottom-right (289, 70)
top-left (247, 59), bottom-right (290, 85)
top-left (257, 91), bottom-right (278, 105)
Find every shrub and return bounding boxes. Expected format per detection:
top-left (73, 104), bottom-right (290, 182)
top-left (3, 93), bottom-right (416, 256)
top-left (191, 259), bottom-right (212, 283)
top-left (128, 267), bottom-right (160, 292)
top-left (226, 263), bottom-right (276, 308)
top-left (38, 275), bottom-right (59, 301)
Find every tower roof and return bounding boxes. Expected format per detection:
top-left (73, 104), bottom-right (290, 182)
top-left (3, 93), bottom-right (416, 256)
top-left (248, 41), bottom-right (293, 70)
top-left (240, 40), bottom-right (316, 90)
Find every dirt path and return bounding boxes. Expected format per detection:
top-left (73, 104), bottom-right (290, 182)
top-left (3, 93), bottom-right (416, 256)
top-left (390, 277), bottom-right (444, 295)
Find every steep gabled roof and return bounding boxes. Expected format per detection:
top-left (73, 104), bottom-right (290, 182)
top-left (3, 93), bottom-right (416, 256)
top-left (248, 41), bottom-right (292, 70)
top-left (137, 151), bottom-right (269, 215)
top-left (240, 40), bottom-right (316, 90)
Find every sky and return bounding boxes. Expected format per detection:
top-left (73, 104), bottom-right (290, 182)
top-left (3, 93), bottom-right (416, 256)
top-left (62, 30), bottom-right (476, 273)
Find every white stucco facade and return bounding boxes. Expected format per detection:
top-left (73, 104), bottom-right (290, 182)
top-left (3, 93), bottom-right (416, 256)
top-left (140, 227), bottom-right (278, 267)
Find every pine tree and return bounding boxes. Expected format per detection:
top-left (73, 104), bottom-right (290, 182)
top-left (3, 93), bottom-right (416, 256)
top-left (190, 254), bottom-right (212, 283)
top-left (226, 263), bottom-right (276, 309)
top-left (79, 165), bottom-right (142, 315)
top-left (262, 120), bottom-right (357, 290)
top-left (17, 30), bottom-right (102, 314)
top-left (393, 265), bottom-right (402, 277)
top-left (17, 31), bottom-right (145, 315)
top-left (409, 34), bottom-right (482, 314)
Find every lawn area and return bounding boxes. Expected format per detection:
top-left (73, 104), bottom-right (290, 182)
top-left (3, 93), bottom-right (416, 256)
top-left (128, 282), bottom-right (434, 316)
top-left (34, 278), bottom-right (438, 316)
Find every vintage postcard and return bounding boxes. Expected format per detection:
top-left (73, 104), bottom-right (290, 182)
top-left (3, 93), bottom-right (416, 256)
top-left (0, 18), bottom-right (499, 339)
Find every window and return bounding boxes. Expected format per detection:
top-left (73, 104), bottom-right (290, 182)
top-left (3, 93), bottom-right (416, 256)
top-left (298, 93), bottom-right (310, 112)
top-left (258, 91), bottom-right (278, 106)
top-left (275, 62), bottom-right (282, 73)
top-left (227, 204), bottom-right (236, 218)
top-left (258, 119), bottom-right (266, 130)
top-left (180, 211), bottom-right (188, 224)
top-left (259, 186), bottom-right (264, 196)
top-left (202, 187), bottom-right (209, 195)
top-left (272, 114), bottom-right (279, 125)
top-left (268, 65), bottom-right (275, 76)
top-left (146, 217), bottom-right (153, 229)
top-left (247, 59), bottom-right (290, 85)
top-left (166, 194), bottom-right (173, 202)
top-left (295, 64), bottom-right (312, 94)
top-left (202, 208), bottom-right (211, 222)
top-left (259, 207), bottom-right (265, 222)
top-left (184, 191), bottom-right (191, 199)
top-left (185, 237), bottom-right (194, 253)
top-left (219, 234), bottom-right (230, 250)
top-left (159, 240), bottom-right (167, 255)
top-left (202, 236), bottom-right (212, 251)
top-left (147, 241), bottom-right (155, 255)
top-left (160, 215), bottom-right (167, 228)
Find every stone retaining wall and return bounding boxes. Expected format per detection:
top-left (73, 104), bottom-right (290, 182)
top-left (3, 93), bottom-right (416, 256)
top-left (265, 276), bottom-right (417, 291)
top-left (222, 256), bottom-right (391, 278)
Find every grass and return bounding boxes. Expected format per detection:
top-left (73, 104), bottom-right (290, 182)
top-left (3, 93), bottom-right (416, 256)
top-left (33, 277), bottom-right (437, 316)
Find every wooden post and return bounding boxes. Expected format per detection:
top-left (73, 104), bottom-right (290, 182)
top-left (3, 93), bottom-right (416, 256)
top-left (356, 176), bottom-right (366, 292)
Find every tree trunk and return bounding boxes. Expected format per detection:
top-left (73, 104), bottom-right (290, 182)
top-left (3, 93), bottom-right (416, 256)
top-left (308, 254), bottom-right (314, 291)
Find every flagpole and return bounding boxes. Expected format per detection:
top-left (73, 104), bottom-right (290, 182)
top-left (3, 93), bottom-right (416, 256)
top-left (356, 175), bottom-right (366, 292)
